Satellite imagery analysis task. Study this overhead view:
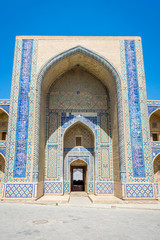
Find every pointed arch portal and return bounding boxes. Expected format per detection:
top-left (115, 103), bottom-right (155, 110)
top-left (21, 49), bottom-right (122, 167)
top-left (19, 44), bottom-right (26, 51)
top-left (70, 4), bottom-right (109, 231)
top-left (33, 45), bottom-right (126, 198)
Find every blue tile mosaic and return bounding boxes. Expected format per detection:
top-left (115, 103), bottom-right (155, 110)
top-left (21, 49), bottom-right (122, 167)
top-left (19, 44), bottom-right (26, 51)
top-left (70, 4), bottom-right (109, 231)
top-left (125, 40), bottom-right (145, 178)
top-left (152, 148), bottom-right (160, 159)
top-left (13, 40), bottom-right (33, 178)
top-left (0, 105), bottom-right (10, 114)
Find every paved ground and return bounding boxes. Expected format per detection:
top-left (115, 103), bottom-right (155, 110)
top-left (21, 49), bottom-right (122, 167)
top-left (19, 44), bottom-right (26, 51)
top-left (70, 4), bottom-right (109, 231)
top-left (0, 201), bottom-right (160, 240)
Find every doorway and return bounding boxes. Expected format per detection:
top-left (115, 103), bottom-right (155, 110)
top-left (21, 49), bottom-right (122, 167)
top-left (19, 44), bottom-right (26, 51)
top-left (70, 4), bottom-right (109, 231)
top-left (71, 166), bottom-right (86, 191)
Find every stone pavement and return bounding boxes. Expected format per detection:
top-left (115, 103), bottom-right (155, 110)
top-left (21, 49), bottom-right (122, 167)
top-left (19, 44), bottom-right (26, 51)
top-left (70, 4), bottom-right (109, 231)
top-left (35, 195), bottom-right (160, 210)
top-left (0, 201), bottom-right (160, 240)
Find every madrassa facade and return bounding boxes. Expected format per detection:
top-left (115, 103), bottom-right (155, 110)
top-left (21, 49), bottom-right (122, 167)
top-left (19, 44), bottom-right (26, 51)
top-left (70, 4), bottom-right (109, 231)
top-left (0, 36), bottom-right (160, 201)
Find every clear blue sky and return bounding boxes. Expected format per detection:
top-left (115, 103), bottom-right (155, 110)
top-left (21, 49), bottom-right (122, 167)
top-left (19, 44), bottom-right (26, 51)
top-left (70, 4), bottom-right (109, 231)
top-left (0, 0), bottom-right (159, 100)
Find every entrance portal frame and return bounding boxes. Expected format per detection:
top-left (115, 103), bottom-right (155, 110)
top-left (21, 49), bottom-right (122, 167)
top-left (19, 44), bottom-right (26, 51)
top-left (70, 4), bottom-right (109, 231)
top-left (70, 159), bottom-right (88, 193)
top-left (4, 37), bottom-right (155, 200)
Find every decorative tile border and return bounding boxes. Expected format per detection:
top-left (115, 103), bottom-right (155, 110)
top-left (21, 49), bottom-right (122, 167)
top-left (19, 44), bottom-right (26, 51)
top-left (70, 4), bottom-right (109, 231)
top-left (125, 41), bottom-right (145, 178)
top-left (0, 142), bottom-right (6, 147)
top-left (88, 181), bottom-right (94, 193)
top-left (13, 40), bottom-right (33, 178)
top-left (5, 39), bottom-right (23, 182)
top-left (152, 142), bottom-right (160, 148)
top-left (64, 181), bottom-right (69, 193)
top-left (147, 100), bottom-right (160, 105)
top-left (0, 100), bottom-right (10, 105)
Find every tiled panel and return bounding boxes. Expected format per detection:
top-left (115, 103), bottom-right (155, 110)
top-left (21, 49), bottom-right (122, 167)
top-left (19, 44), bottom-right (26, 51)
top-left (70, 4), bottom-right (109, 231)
top-left (101, 147), bottom-right (110, 179)
top-left (13, 40), bottom-right (33, 178)
top-left (125, 41), bottom-right (145, 178)
top-left (126, 184), bottom-right (153, 198)
top-left (47, 145), bottom-right (58, 178)
top-left (5, 184), bottom-right (33, 198)
top-left (96, 182), bottom-right (113, 194)
top-left (44, 182), bottom-right (63, 194)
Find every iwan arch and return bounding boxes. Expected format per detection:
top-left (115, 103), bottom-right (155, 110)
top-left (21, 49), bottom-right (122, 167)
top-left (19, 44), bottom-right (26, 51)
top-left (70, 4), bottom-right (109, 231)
top-left (0, 36), bottom-right (160, 201)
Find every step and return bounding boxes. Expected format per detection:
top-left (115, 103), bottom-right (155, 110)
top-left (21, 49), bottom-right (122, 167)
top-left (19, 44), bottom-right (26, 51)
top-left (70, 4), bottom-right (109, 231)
top-left (89, 195), bottom-right (122, 204)
top-left (70, 191), bottom-right (88, 197)
top-left (36, 195), bottom-right (70, 204)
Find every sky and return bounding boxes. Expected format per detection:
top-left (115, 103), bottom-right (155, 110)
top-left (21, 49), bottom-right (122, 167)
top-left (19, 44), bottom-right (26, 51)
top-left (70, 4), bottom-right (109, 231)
top-left (0, 0), bottom-right (159, 100)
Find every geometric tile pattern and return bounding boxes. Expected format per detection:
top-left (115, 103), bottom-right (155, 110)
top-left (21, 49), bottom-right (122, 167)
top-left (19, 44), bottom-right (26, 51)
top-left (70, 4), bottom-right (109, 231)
top-left (147, 100), bottom-right (160, 116)
top-left (96, 182), bottom-right (113, 194)
top-left (44, 182), bottom-right (63, 194)
top-left (5, 184), bottom-right (33, 198)
top-left (88, 182), bottom-right (94, 193)
top-left (126, 184), bottom-right (154, 198)
top-left (0, 100), bottom-right (10, 105)
top-left (155, 182), bottom-right (159, 196)
top-left (64, 182), bottom-right (69, 193)
top-left (47, 145), bottom-right (57, 178)
top-left (101, 147), bottom-right (110, 179)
